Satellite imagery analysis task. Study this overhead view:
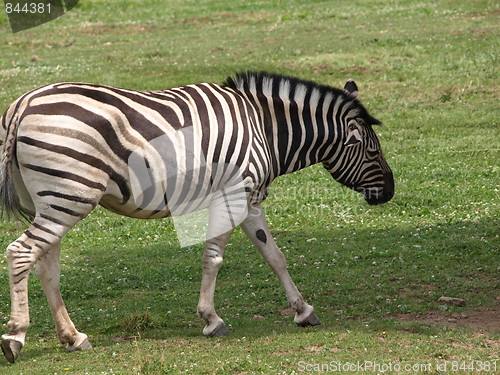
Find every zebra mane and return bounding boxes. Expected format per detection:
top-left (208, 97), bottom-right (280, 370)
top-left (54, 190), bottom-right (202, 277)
top-left (223, 71), bottom-right (350, 102)
top-left (223, 71), bottom-right (381, 126)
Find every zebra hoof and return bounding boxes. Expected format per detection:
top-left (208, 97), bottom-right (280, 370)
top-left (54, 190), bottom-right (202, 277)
top-left (296, 311), bottom-right (321, 327)
top-left (294, 304), bottom-right (321, 327)
top-left (1, 337), bottom-right (23, 363)
top-left (204, 321), bottom-right (230, 337)
top-left (66, 337), bottom-right (92, 352)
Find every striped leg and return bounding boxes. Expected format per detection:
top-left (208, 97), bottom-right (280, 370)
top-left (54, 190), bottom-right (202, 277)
top-left (241, 204), bottom-right (320, 327)
top-left (197, 230), bottom-right (233, 337)
top-left (1, 233), bottom-right (33, 363)
top-left (1, 215), bottom-right (94, 363)
top-left (1, 175), bottom-right (101, 363)
top-left (197, 185), bottom-right (248, 336)
top-left (34, 242), bottom-right (91, 352)
top-left (1, 217), bottom-right (65, 362)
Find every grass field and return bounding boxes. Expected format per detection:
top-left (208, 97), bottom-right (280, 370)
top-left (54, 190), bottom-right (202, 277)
top-left (0, 0), bottom-right (499, 374)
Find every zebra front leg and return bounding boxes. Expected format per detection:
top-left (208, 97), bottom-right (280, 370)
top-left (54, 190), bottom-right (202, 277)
top-left (34, 242), bottom-right (91, 352)
top-left (241, 204), bottom-right (321, 327)
top-left (197, 231), bottom-right (233, 336)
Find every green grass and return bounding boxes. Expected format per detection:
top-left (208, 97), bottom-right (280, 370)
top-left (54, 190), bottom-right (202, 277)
top-left (0, 0), bottom-right (499, 374)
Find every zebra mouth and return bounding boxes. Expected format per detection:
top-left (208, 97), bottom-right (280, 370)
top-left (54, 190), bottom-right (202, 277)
top-left (365, 193), bottom-right (386, 205)
top-left (359, 172), bottom-right (394, 205)
top-left (363, 186), bottom-right (394, 206)
top-left (348, 185), bottom-right (383, 204)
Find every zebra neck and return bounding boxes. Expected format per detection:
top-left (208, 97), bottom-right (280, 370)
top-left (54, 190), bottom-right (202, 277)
top-left (263, 91), bottom-right (342, 179)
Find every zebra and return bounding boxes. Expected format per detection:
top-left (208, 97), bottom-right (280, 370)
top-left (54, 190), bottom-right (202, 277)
top-left (0, 71), bottom-right (394, 363)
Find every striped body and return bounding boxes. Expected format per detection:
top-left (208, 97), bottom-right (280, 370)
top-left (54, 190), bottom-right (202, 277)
top-left (0, 72), bottom-right (393, 362)
top-left (1, 82), bottom-right (266, 222)
top-left (1, 72), bottom-right (393, 224)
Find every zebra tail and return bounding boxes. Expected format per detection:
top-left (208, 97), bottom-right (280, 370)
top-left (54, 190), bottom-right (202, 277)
top-left (0, 111), bottom-right (32, 222)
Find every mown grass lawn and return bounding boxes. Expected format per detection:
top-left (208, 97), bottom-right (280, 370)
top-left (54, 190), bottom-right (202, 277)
top-left (0, 0), bottom-right (498, 374)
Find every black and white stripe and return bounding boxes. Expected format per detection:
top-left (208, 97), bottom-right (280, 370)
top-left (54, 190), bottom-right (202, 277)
top-left (224, 72), bottom-right (393, 203)
top-left (1, 72), bottom-right (393, 226)
top-left (0, 72), bottom-right (394, 361)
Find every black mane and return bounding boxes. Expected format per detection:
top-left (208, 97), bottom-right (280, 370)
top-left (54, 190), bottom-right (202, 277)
top-left (223, 71), bottom-right (381, 126)
top-left (223, 71), bottom-right (348, 99)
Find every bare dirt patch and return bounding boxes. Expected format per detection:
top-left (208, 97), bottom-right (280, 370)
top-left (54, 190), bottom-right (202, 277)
top-left (395, 306), bottom-right (500, 333)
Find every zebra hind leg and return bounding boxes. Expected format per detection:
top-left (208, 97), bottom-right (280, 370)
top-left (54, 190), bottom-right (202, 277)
top-left (1, 218), bottom-right (62, 362)
top-left (34, 242), bottom-right (91, 352)
top-left (1, 214), bottom-right (92, 363)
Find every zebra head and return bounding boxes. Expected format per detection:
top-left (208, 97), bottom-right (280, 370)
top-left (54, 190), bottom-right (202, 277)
top-left (324, 80), bottom-right (394, 205)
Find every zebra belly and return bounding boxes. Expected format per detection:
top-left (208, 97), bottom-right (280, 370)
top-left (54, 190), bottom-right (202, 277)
top-left (99, 163), bottom-right (253, 222)
top-left (99, 174), bottom-right (251, 246)
top-left (97, 187), bottom-right (213, 220)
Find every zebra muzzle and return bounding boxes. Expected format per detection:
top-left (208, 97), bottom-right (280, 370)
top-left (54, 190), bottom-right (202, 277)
top-left (364, 172), bottom-right (394, 205)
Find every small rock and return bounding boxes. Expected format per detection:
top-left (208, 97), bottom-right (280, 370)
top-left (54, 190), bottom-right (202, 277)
top-left (438, 304), bottom-right (448, 311)
top-left (437, 296), bottom-right (466, 307)
top-left (280, 308), bottom-right (295, 317)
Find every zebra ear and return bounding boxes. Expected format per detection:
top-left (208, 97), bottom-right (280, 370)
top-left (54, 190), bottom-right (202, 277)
top-left (367, 114), bottom-right (382, 125)
top-left (344, 79), bottom-right (359, 98)
top-left (344, 124), bottom-right (362, 147)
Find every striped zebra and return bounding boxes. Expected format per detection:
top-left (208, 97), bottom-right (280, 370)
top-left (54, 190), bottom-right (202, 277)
top-left (0, 72), bottom-right (394, 362)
